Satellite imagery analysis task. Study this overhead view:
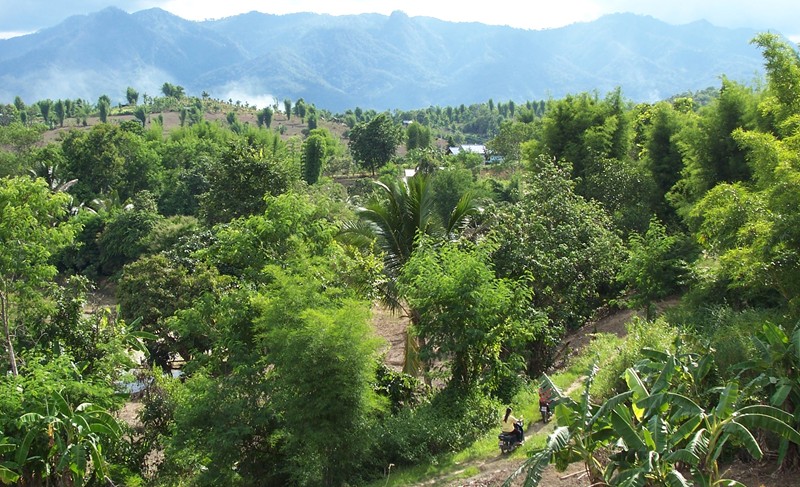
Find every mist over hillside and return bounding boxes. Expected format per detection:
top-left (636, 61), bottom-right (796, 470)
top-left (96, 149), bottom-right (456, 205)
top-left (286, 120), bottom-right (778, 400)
top-left (0, 7), bottom-right (771, 111)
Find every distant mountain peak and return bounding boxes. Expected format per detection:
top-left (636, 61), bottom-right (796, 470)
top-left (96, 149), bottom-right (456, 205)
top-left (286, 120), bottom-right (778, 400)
top-left (94, 6), bottom-right (129, 18)
top-left (0, 9), bottom-right (772, 111)
top-left (134, 7), bottom-right (184, 19)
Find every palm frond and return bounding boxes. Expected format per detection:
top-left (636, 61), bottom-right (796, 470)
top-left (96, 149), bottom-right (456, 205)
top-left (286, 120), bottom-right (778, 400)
top-left (610, 407), bottom-right (647, 451)
top-left (665, 469), bottom-right (692, 487)
top-left (735, 412), bottom-right (800, 445)
top-left (337, 219), bottom-right (378, 250)
top-left (445, 190), bottom-right (480, 236)
top-left (590, 390), bottom-right (633, 427)
top-left (720, 421), bottom-right (762, 460)
top-left (664, 448), bottom-right (700, 467)
top-left (792, 324), bottom-right (800, 367)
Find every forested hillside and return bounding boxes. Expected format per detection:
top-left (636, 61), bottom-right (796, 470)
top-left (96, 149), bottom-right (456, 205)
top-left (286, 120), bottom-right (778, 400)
top-left (1, 32), bottom-right (800, 487)
top-left (0, 7), bottom-right (769, 110)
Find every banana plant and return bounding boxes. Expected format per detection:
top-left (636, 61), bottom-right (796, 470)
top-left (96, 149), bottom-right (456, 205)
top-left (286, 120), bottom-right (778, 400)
top-left (634, 340), bottom-right (715, 405)
top-left (608, 367), bottom-right (800, 487)
top-left (505, 363), bottom-right (633, 486)
top-left (0, 432), bottom-right (19, 485)
top-left (15, 390), bottom-right (122, 486)
top-left (603, 368), bottom-right (715, 486)
top-left (735, 321), bottom-right (800, 466)
top-left (507, 356), bottom-right (800, 487)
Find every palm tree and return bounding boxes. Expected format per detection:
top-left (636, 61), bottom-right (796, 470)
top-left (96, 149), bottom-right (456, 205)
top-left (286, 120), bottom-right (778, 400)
top-left (341, 172), bottom-right (479, 375)
top-left (28, 160), bottom-right (78, 193)
top-left (37, 99), bottom-right (52, 127)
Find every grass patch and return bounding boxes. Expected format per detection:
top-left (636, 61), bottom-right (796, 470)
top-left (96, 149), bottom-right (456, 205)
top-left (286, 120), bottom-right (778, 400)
top-left (369, 450), bottom-right (483, 486)
top-left (561, 317), bottom-right (679, 399)
top-left (550, 368), bottom-right (582, 392)
top-left (455, 465), bottom-right (481, 478)
top-left (664, 303), bottom-right (786, 381)
top-left (371, 425), bottom-right (552, 486)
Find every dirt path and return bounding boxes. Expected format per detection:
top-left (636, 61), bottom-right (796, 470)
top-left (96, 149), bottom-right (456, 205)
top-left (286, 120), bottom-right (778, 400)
top-left (406, 420), bottom-right (586, 487)
top-left (404, 376), bottom-right (589, 487)
top-left (371, 304), bottom-right (410, 370)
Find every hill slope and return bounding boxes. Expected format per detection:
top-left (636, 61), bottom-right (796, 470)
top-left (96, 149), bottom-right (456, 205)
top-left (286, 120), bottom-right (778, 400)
top-left (0, 8), bottom-right (770, 111)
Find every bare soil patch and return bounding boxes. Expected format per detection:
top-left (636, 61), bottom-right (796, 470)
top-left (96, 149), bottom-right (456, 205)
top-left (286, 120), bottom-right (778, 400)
top-left (116, 400), bottom-right (143, 429)
top-left (719, 462), bottom-right (800, 487)
top-left (41, 106), bottom-right (346, 145)
top-left (371, 304), bottom-right (409, 370)
top-left (417, 460), bottom-right (800, 487)
top-left (416, 457), bottom-right (587, 487)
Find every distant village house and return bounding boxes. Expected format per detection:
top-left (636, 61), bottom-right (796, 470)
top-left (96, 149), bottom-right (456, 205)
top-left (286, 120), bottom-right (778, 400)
top-left (446, 144), bottom-right (504, 164)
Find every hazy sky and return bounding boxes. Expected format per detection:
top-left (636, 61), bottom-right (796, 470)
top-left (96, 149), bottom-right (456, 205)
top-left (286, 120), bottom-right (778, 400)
top-left (1, 0), bottom-right (799, 41)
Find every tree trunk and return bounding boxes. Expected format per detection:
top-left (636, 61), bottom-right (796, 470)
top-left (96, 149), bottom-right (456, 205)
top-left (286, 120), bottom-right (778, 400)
top-left (403, 308), bottom-right (431, 385)
top-left (1, 290), bottom-right (18, 376)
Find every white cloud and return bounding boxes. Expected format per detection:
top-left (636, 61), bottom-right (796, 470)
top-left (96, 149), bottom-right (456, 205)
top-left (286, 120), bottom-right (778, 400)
top-left (0, 30), bottom-right (34, 39)
top-left (214, 79), bottom-right (276, 110)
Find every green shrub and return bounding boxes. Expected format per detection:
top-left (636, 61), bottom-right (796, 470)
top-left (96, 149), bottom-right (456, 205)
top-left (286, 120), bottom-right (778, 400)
top-left (666, 304), bottom-right (784, 381)
top-left (374, 363), bottom-right (423, 413)
top-left (374, 387), bottom-right (497, 468)
top-left (490, 360), bottom-right (529, 404)
top-left (576, 317), bottom-right (679, 399)
top-left (97, 192), bottom-right (163, 276)
top-left (142, 215), bottom-right (201, 254)
top-left (55, 209), bottom-right (105, 277)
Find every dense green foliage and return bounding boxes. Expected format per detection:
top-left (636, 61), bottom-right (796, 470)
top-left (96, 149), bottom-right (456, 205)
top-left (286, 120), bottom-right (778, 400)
top-left (198, 134), bottom-right (297, 225)
top-left (399, 239), bottom-right (539, 390)
top-left (1, 32), bottom-right (800, 487)
top-left (349, 113), bottom-right (405, 175)
top-left (490, 157), bottom-right (624, 373)
top-left (0, 177), bottom-right (75, 376)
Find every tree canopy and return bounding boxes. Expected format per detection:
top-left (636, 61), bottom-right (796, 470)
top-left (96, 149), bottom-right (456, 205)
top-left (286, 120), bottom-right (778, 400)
top-left (349, 113), bottom-right (404, 175)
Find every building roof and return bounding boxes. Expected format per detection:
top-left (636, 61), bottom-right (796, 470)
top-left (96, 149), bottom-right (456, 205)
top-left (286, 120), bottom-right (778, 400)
top-left (447, 144), bottom-right (486, 156)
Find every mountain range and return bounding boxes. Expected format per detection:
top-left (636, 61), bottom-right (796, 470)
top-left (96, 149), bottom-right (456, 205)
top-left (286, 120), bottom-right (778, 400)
top-left (0, 7), bottom-right (773, 112)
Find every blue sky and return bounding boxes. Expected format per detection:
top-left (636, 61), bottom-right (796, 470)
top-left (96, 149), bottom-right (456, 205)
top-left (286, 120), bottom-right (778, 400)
top-left (1, 0), bottom-right (799, 41)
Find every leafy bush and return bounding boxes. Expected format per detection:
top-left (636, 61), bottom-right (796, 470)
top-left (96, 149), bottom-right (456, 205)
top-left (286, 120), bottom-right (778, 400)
top-left (142, 215), bottom-right (201, 254)
top-left (491, 157), bottom-right (625, 340)
top-left (117, 253), bottom-right (221, 367)
top-left (575, 317), bottom-right (679, 399)
top-left (0, 354), bottom-right (128, 486)
top-left (429, 167), bottom-right (475, 224)
top-left (97, 191), bottom-right (163, 276)
top-left (665, 304), bottom-right (782, 380)
top-left (55, 209), bottom-right (105, 277)
top-left (374, 363), bottom-right (423, 413)
top-left (374, 387), bottom-right (497, 468)
top-left (617, 217), bottom-right (696, 318)
top-left (682, 255), bottom-right (785, 312)
top-left (198, 137), bottom-right (298, 225)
